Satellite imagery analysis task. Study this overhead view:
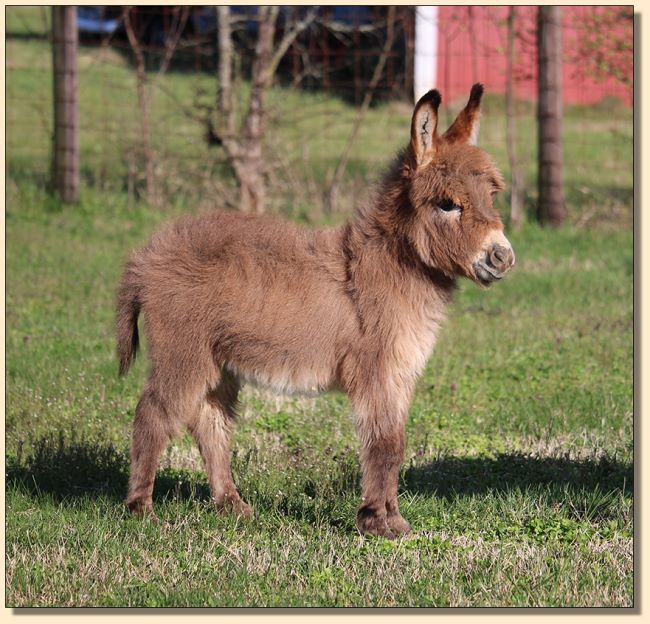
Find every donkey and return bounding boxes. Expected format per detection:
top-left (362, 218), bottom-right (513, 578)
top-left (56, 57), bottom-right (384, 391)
top-left (117, 84), bottom-right (515, 538)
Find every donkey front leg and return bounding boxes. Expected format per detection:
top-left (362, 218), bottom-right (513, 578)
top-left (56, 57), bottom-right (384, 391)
top-left (384, 428), bottom-right (412, 536)
top-left (354, 394), bottom-right (411, 539)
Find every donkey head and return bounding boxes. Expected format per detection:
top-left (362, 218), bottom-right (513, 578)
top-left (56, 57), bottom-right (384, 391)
top-left (406, 84), bottom-right (515, 287)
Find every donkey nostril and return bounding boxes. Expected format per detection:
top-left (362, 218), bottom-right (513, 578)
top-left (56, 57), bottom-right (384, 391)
top-left (489, 244), bottom-right (513, 270)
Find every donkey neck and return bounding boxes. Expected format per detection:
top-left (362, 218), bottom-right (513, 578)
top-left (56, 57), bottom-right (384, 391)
top-left (344, 187), bottom-right (456, 337)
top-left (342, 213), bottom-right (453, 382)
top-left (347, 163), bottom-right (457, 304)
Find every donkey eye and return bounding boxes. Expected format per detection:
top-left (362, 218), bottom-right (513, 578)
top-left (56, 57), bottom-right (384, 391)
top-left (438, 199), bottom-right (462, 212)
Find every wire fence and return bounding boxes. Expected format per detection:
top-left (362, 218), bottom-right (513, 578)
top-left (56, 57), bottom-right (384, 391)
top-left (6, 5), bottom-right (633, 225)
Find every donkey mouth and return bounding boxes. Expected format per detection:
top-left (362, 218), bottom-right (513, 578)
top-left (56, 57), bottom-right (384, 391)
top-left (473, 262), bottom-right (504, 287)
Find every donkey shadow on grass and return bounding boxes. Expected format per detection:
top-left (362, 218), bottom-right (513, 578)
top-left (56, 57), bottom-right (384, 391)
top-left (6, 433), bottom-right (212, 507)
top-left (6, 432), bottom-right (632, 528)
top-left (402, 452), bottom-right (632, 501)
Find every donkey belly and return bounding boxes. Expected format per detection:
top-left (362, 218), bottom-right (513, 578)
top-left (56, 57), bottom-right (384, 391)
top-left (224, 361), bottom-right (333, 396)
top-left (219, 328), bottom-right (339, 396)
top-left (211, 281), bottom-right (350, 397)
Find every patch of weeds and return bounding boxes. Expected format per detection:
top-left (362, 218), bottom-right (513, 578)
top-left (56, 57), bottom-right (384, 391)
top-left (359, 535), bottom-right (399, 555)
top-left (597, 519), bottom-right (632, 540)
top-left (403, 534), bottom-right (453, 556)
top-left (359, 533), bottom-right (452, 557)
top-left (566, 484), bottom-right (627, 523)
top-left (254, 411), bottom-right (304, 450)
top-left (255, 411), bottom-right (291, 434)
top-left (522, 517), bottom-right (592, 545)
top-left (309, 564), bottom-right (345, 585)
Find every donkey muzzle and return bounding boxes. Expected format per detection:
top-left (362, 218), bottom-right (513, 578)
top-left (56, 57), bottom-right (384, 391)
top-left (473, 240), bottom-right (515, 286)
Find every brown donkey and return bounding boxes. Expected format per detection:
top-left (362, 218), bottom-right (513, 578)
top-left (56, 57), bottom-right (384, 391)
top-left (117, 84), bottom-right (515, 538)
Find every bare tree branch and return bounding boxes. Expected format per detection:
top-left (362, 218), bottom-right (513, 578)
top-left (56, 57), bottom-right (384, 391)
top-left (123, 6), bottom-right (157, 206)
top-left (122, 6), bottom-right (190, 206)
top-left (320, 18), bottom-right (386, 36)
top-left (325, 6), bottom-right (397, 214)
top-left (156, 6), bottom-right (190, 78)
top-left (267, 7), bottom-right (318, 79)
top-left (217, 6), bottom-right (236, 141)
top-left (250, 6), bottom-right (279, 91)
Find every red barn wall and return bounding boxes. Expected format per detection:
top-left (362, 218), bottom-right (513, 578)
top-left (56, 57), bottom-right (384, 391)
top-left (436, 6), bottom-right (632, 107)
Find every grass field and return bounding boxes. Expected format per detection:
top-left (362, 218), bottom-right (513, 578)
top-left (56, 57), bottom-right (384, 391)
top-left (5, 26), bottom-right (634, 608)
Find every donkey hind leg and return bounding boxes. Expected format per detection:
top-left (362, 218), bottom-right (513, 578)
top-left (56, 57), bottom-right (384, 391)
top-left (127, 385), bottom-right (180, 518)
top-left (188, 372), bottom-right (251, 518)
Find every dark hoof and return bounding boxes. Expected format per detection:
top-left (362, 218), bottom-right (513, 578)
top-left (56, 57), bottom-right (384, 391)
top-left (232, 500), bottom-right (253, 519)
top-left (127, 499), bottom-right (158, 522)
top-left (217, 496), bottom-right (253, 519)
top-left (387, 513), bottom-right (412, 536)
top-left (356, 507), bottom-right (396, 539)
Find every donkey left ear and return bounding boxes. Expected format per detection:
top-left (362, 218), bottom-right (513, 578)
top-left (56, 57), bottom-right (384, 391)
top-left (410, 89), bottom-right (441, 167)
top-left (443, 83), bottom-right (484, 146)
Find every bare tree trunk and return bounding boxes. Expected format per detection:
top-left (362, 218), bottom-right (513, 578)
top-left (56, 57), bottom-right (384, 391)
top-left (215, 7), bottom-right (317, 214)
top-left (537, 6), bottom-right (566, 226)
top-left (506, 6), bottom-right (525, 229)
top-left (124, 8), bottom-right (157, 207)
top-left (324, 6), bottom-right (397, 214)
top-left (237, 6), bottom-right (278, 213)
top-left (217, 6), bottom-right (236, 142)
top-left (51, 6), bottom-right (79, 203)
top-left (216, 5), bottom-right (267, 213)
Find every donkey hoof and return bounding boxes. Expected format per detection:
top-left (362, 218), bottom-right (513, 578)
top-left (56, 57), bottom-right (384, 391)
top-left (356, 508), bottom-right (396, 539)
top-left (233, 501), bottom-right (253, 519)
top-left (387, 514), bottom-right (412, 536)
top-left (217, 497), bottom-right (253, 519)
top-left (127, 500), bottom-right (158, 522)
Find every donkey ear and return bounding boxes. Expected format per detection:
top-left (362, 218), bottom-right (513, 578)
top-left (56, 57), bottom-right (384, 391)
top-left (410, 89), bottom-right (441, 167)
top-left (443, 83), bottom-right (484, 146)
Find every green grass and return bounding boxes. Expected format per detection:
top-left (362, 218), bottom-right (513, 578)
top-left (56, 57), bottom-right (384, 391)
top-left (4, 6), bottom-right (51, 37)
top-left (5, 30), bottom-right (633, 607)
top-left (5, 185), bottom-right (633, 607)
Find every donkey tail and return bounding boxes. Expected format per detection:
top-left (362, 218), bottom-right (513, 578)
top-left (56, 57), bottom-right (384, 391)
top-left (116, 258), bottom-right (142, 376)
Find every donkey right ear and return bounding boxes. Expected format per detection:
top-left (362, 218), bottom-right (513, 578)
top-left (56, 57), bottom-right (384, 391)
top-left (410, 89), bottom-right (441, 167)
top-left (442, 83), bottom-right (484, 145)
